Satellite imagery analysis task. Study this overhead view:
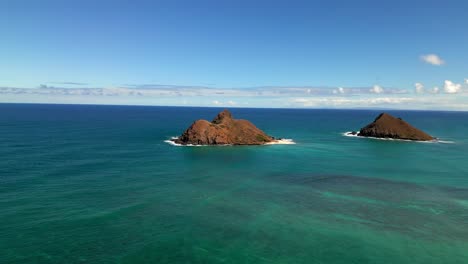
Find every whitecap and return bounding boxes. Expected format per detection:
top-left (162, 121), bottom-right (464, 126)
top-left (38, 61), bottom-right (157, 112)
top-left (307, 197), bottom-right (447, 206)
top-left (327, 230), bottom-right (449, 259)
top-left (436, 140), bottom-right (455, 144)
top-left (163, 139), bottom-right (182, 146)
top-left (343, 132), bottom-right (360, 138)
top-left (265, 139), bottom-right (296, 145)
top-left (164, 137), bottom-right (210, 147)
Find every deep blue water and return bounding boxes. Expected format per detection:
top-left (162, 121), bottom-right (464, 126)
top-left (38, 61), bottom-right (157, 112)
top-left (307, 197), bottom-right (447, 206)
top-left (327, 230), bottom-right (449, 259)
top-left (1, 103), bottom-right (468, 263)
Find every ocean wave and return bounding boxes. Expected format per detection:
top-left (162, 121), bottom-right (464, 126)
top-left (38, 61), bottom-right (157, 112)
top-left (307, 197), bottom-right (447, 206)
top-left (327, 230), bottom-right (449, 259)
top-left (343, 132), bottom-right (454, 144)
top-left (164, 137), bottom-right (211, 147)
top-left (343, 132), bottom-right (360, 138)
top-left (265, 139), bottom-right (296, 145)
top-left (436, 140), bottom-right (456, 144)
top-left (164, 137), bottom-right (296, 146)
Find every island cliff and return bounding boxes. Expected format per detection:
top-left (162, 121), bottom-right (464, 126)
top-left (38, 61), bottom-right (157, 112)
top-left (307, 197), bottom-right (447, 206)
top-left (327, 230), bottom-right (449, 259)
top-left (172, 110), bottom-right (275, 145)
top-left (356, 113), bottom-right (434, 141)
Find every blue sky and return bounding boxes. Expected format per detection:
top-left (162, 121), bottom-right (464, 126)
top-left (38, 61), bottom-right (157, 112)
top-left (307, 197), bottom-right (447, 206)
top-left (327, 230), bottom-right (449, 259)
top-left (1, 0), bottom-right (467, 109)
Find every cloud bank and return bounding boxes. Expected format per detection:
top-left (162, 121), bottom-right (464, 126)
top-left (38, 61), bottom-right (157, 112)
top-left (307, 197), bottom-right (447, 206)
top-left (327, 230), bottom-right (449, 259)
top-left (1, 82), bottom-right (468, 111)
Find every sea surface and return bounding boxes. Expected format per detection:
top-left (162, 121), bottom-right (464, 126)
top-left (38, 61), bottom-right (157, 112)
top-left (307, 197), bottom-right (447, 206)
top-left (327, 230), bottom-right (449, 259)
top-left (1, 103), bottom-right (468, 263)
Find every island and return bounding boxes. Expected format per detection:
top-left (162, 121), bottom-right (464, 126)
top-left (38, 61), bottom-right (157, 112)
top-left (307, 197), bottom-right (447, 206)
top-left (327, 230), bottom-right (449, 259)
top-left (171, 109), bottom-right (276, 145)
top-left (351, 113), bottom-right (434, 141)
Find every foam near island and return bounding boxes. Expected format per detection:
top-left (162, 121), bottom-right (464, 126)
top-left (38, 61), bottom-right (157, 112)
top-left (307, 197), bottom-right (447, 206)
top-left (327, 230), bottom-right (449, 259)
top-left (265, 138), bottom-right (296, 145)
top-left (165, 137), bottom-right (296, 146)
top-left (343, 132), bottom-right (454, 144)
top-left (164, 137), bottom-right (210, 147)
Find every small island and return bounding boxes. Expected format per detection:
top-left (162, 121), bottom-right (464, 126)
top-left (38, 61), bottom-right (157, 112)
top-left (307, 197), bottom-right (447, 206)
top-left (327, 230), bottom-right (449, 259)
top-left (349, 113), bottom-right (434, 141)
top-left (171, 109), bottom-right (277, 145)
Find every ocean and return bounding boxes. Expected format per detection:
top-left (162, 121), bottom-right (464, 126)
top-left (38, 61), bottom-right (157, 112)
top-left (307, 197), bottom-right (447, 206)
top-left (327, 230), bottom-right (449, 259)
top-left (1, 103), bottom-right (468, 263)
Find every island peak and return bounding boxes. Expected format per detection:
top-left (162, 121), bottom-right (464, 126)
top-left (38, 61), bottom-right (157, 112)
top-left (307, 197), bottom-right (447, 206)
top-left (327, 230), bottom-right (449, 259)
top-left (212, 109), bottom-right (233, 124)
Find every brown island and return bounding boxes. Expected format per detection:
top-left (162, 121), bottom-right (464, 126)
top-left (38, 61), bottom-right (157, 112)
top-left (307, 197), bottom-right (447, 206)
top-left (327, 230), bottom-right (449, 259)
top-left (349, 112), bottom-right (435, 141)
top-left (172, 109), bottom-right (278, 145)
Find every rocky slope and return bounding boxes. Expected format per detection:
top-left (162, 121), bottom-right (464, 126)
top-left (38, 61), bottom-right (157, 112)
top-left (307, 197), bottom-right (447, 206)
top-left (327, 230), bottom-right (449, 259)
top-left (357, 113), bottom-right (434, 141)
top-left (172, 110), bottom-right (275, 145)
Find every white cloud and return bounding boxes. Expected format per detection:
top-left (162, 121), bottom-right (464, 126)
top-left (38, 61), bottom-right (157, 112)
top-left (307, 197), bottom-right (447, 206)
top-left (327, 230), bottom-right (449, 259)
top-left (465, 79), bottom-right (468, 85)
top-left (370, 85), bottom-right (384, 94)
top-left (414, 83), bottom-right (424, 94)
top-left (431, 86), bottom-right (440, 94)
top-left (294, 98), bottom-right (309, 103)
top-left (443, 80), bottom-right (462, 94)
top-left (420, 54), bottom-right (445, 66)
top-left (366, 97), bottom-right (415, 104)
top-left (332, 87), bottom-right (345, 94)
top-left (211, 100), bottom-right (236, 106)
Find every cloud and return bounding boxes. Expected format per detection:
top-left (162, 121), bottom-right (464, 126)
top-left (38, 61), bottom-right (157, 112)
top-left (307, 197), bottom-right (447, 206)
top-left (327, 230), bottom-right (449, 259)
top-left (38, 84), bottom-right (51, 89)
top-left (431, 86), bottom-right (440, 94)
top-left (465, 79), bottom-right (468, 85)
top-left (370, 85), bottom-right (384, 94)
top-left (332, 87), bottom-right (345, 94)
top-left (420, 54), bottom-right (445, 66)
top-left (294, 98), bottom-right (309, 103)
top-left (414, 83), bottom-right (424, 94)
top-left (210, 100), bottom-right (237, 106)
top-left (291, 97), bottom-right (417, 108)
top-left (443, 80), bottom-right (462, 94)
top-left (52, 82), bottom-right (88, 86)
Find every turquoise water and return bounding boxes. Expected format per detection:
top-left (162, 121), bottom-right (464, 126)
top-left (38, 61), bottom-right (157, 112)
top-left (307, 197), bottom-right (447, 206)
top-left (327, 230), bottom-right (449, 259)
top-left (1, 104), bottom-right (468, 263)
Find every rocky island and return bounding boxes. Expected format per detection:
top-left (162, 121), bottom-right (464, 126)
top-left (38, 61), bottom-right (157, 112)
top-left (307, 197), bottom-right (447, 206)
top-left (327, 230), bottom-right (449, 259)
top-left (351, 113), bottom-right (434, 141)
top-left (171, 109), bottom-right (276, 145)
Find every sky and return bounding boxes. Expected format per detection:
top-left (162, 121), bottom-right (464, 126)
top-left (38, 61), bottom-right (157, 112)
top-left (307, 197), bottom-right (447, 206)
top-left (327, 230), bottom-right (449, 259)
top-left (1, 0), bottom-right (468, 110)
